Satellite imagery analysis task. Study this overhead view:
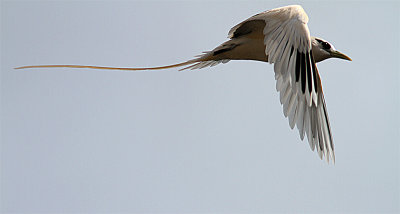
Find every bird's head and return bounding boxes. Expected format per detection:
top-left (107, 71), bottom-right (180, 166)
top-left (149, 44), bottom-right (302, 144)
top-left (311, 37), bottom-right (352, 63)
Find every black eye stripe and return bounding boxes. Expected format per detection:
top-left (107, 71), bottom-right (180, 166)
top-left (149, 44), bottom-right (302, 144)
top-left (316, 38), bottom-right (331, 49)
top-left (322, 42), bottom-right (331, 49)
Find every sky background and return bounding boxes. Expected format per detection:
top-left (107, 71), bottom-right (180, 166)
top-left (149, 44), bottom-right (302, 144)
top-left (1, 1), bottom-right (399, 213)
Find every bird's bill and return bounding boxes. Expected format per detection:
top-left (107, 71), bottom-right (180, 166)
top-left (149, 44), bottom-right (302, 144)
top-left (330, 50), bottom-right (352, 61)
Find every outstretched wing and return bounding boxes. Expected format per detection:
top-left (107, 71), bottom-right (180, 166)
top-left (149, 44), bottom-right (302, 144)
top-left (231, 5), bottom-right (335, 162)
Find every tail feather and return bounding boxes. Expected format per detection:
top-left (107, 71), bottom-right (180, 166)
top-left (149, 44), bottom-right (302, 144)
top-left (14, 60), bottom-right (197, 71)
top-left (14, 50), bottom-right (231, 71)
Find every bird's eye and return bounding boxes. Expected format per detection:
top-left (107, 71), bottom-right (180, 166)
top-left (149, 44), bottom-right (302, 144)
top-left (322, 42), bottom-right (331, 50)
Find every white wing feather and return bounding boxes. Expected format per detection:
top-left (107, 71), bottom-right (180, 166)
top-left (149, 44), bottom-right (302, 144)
top-left (232, 5), bottom-right (335, 162)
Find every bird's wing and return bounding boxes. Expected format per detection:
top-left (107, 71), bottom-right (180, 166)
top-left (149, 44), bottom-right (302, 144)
top-left (230, 5), bottom-right (335, 162)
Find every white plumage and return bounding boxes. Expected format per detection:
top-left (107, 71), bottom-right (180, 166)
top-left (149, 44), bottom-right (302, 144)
top-left (16, 5), bottom-right (352, 163)
top-left (254, 5), bottom-right (335, 162)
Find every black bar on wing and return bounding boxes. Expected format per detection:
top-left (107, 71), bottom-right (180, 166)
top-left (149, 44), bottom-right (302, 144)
top-left (295, 50), bottom-right (301, 82)
top-left (306, 53), bottom-right (312, 94)
top-left (300, 52), bottom-right (306, 93)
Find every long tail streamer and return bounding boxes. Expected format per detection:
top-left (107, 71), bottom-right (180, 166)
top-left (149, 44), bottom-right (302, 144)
top-left (14, 61), bottom-right (196, 71)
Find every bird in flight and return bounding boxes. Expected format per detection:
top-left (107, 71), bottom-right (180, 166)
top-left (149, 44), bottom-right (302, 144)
top-left (16, 5), bottom-right (351, 163)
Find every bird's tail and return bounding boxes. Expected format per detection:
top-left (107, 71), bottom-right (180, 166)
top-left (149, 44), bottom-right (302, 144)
top-left (14, 52), bottom-right (230, 71)
top-left (15, 60), bottom-right (195, 71)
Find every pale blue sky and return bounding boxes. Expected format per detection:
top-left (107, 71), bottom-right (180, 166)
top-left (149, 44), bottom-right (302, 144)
top-left (1, 1), bottom-right (399, 213)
